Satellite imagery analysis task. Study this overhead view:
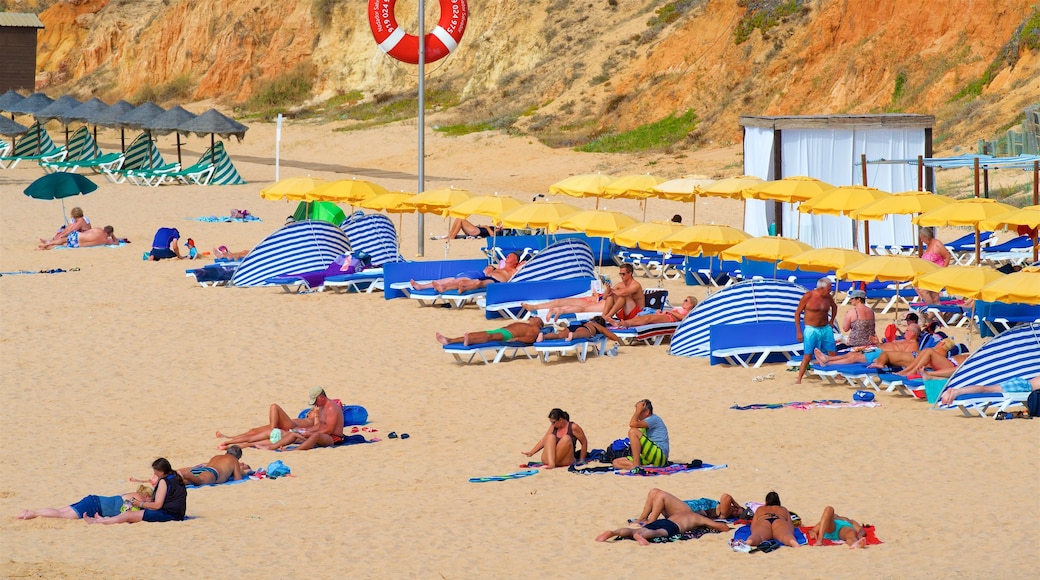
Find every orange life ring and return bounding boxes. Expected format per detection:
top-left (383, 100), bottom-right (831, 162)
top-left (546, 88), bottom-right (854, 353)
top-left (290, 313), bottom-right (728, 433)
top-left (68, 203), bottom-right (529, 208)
top-left (368, 0), bottom-right (468, 65)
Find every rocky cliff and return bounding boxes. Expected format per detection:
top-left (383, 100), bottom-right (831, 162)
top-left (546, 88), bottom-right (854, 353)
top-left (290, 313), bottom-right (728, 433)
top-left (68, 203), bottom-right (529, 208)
top-left (20, 0), bottom-right (1040, 150)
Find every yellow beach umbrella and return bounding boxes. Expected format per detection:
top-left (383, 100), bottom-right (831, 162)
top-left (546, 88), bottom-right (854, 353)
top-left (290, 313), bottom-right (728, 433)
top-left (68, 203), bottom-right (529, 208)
top-left (978, 205), bottom-right (1040, 230)
top-left (660, 224), bottom-right (751, 256)
top-left (977, 270), bottom-right (1040, 304)
top-left (305, 178), bottom-right (388, 204)
top-left (800, 186), bottom-right (890, 216)
top-left (444, 194), bottom-right (522, 220)
top-left (743, 176), bottom-right (836, 203)
top-left (699, 175), bottom-right (764, 199)
top-left (914, 266), bottom-right (1005, 298)
top-left (915, 198), bottom-right (1018, 264)
top-left (850, 190), bottom-right (952, 220)
top-left (498, 201), bottom-right (581, 230)
top-left (554, 209), bottom-right (638, 237)
top-left (360, 192), bottom-right (416, 213)
top-left (549, 174), bottom-right (614, 198)
top-left (836, 255), bottom-right (940, 283)
top-left (652, 175), bottom-right (716, 201)
top-left (259, 176), bottom-right (327, 201)
top-left (601, 174), bottom-right (667, 199)
top-left (611, 221), bottom-right (687, 251)
top-left (404, 187), bottom-right (474, 213)
top-left (779, 248), bottom-right (869, 273)
top-left (720, 236), bottom-right (813, 262)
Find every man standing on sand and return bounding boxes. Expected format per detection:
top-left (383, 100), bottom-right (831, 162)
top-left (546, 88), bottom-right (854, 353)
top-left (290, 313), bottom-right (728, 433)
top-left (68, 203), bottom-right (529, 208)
top-left (176, 446), bottom-right (251, 486)
top-left (794, 278), bottom-right (838, 384)
top-left (602, 263), bottom-right (645, 321)
top-left (435, 317), bottom-right (545, 346)
top-left (256, 387), bottom-right (345, 452)
top-left (611, 399), bottom-right (669, 470)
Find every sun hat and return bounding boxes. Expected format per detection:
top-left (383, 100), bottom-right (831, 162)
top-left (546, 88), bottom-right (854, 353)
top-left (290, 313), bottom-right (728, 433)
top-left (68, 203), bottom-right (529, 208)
top-left (307, 386), bottom-right (324, 405)
top-left (849, 289), bottom-right (867, 299)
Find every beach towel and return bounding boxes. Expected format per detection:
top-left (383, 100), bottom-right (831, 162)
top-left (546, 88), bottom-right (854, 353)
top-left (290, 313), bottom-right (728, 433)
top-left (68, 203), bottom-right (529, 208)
top-left (186, 474), bottom-right (257, 489)
top-left (730, 524), bottom-right (808, 551)
top-left (730, 400), bottom-right (881, 410)
top-left (800, 525), bottom-right (883, 546)
top-left (610, 526), bottom-right (724, 543)
top-left (187, 214), bottom-right (262, 223)
top-left (0, 267), bottom-right (80, 276)
top-left (568, 462), bottom-right (727, 476)
top-left (469, 469), bottom-right (539, 483)
top-left (53, 241), bottom-right (129, 249)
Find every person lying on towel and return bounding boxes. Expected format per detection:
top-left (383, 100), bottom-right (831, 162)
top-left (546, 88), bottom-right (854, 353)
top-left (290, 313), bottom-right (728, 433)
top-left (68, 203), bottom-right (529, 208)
top-left (410, 252), bottom-right (520, 293)
top-left (436, 318), bottom-right (546, 346)
top-left (806, 506), bottom-right (869, 548)
top-left (172, 446), bottom-right (252, 486)
top-left (595, 488), bottom-right (730, 544)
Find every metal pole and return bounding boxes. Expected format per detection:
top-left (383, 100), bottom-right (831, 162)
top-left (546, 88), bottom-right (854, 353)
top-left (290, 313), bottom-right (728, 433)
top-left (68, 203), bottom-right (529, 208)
top-left (416, 0), bottom-right (426, 257)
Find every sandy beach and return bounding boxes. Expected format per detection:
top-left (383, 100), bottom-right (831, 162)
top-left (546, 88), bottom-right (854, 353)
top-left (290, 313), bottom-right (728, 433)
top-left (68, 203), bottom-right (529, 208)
top-left (1, 118), bottom-right (1036, 578)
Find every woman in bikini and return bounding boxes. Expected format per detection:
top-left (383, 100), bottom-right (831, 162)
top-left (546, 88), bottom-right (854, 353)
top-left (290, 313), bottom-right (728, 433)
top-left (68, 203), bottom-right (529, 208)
top-left (895, 338), bottom-right (969, 378)
top-left (522, 408), bottom-right (588, 468)
top-left (746, 491), bottom-right (801, 547)
top-left (614, 296), bottom-right (697, 328)
top-left (537, 316), bottom-right (621, 343)
top-left (807, 506), bottom-right (868, 548)
top-left (915, 227), bottom-right (951, 304)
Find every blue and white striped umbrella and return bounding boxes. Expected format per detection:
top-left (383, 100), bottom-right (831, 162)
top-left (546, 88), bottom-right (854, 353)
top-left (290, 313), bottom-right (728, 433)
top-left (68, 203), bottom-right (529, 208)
top-left (511, 238), bottom-right (595, 282)
top-left (230, 221), bottom-right (350, 287)
top-left (942, 323), bottom-right (1040, 395)
top-left (342, 212), bottom-right (403, 267)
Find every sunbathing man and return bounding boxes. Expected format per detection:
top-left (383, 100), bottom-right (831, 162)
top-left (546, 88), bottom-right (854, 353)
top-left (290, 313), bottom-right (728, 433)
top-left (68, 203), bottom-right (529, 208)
top-left (254, 387), bottom-right (346, 451)
top-left (410, 252), bottom-right (519, 293)
top-left (615, 296), bottom-right (697, 327)
top-left (216, 394), bottom-right (319, 449)
top-left (175, 446), bottom-right (252, 486)
top-left (939, 374), bottom-right (1039, 407)
top-left (813, 336), bottom-right (922, 367)
top-left (631, 488), bottom-right (742, 526)
top-left (871, 338), bottom-right (968, 377)
top-left (39, 206), bottom-right (90, 246)
top-left (436, 317), bottom-right (546, 346)
top-left (602, 263), bottom-right (645, 321)
top-left (537, 316), bottom-right (620, 343)
top-left (596, 489), bottom-right (730, 544)
top-left (795, 278), bottom-right (839, 384)
top-left (38, 226), bottom-right (118, 250)
top-left (521, 285), bottom-right (605, 322)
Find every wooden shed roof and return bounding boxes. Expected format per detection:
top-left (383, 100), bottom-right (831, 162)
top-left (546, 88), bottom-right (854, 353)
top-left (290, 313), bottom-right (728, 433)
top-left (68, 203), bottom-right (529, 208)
top-left (739, 114), bottom-right (934, 130)
top-left (0, 13), bottom-right (45, 28)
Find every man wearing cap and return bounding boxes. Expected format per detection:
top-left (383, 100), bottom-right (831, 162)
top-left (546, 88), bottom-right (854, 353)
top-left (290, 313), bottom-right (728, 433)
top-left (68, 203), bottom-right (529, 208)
top-left (258, 387), bottom-right (345, 452)
top-left (794, 278), bottom-right (839, 384)
top-left (896, 312), bottom-right (922, 344)
top-left (175, 446), bottom-right (252, 486)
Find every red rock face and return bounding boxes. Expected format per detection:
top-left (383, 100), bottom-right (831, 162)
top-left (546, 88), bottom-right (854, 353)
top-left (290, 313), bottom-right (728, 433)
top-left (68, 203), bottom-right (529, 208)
top-left (32, 0), bottom-right (1039, 148)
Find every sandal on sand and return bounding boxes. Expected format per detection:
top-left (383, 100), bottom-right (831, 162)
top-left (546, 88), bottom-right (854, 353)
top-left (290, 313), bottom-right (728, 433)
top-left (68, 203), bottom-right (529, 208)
top-left (752, 376), bottom-right (764, 382)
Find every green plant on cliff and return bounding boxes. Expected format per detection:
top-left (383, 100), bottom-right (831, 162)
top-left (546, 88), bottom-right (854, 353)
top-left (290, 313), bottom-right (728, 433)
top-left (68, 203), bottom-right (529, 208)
top-left (951, 7), bottom-right (1039, 101)
top-left (577, 109), bottom-right (698, 153)
top-left (734, 0), bottom-right (804, 45)
top-left (133, 73), bottom-right (193, 104)
top-left (247, 63), bottom-right (315, 119)
top-left (892, 71), bottom-right (907, 103)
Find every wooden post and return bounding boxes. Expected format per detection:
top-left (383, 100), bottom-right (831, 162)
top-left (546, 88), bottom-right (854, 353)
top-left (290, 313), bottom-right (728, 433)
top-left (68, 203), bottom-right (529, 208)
top-left (1034, 161), bottom-right (1039, 263)
top-left (861, 154), bottom-right (868, 186)
top-left (860, 154), bottom-right (869, 251)
top-left (917, 155), bottom-right (924, 191)
top-left (973, 157), bottom-right (980, 198)
top-left (983, 168), bottom-right (989, 199)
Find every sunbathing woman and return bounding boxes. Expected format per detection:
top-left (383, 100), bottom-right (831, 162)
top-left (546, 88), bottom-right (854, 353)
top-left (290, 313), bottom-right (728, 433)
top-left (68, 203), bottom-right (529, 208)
top-left (18, 484), bottom-right (153, 520)
top-left (892, 338), bottom-right (968, 377)
top-left (537, 316), bottom-right (620, 343)
top-left (38, 225), bottom-right (117, 250)
top-left (746, 492), bottom-right (800, 547)
top-left (807, 506), bottom-right (868, 548)
top-left (217, 406), bottom-right (316, 449)
top-left (522, 408), bottom-right (588, 468)
top-left (85, 458), bottom-right (186, 524)
top-left (614, 296), bottom-right (697, 328)
top-left (40, 206), bottom-right (90, 247)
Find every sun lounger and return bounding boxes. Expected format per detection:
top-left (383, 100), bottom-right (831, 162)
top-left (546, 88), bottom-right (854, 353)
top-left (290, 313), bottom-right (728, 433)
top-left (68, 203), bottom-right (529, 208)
top-left (383, 259), bottom-right (488, 299)
top-left (809, 363), bottom-right (882, 389)
top-left (876, 372), bottom-right (925, 397)
top-left (323, 268), bottom-right (385, 293)
top-left (611, 322), bottom-right (680, 346)
top-left (42, 151), bottom-right (125, 175)
top-left (946, 231), bottom-right (993, 265)
top-left (0, 122), bottom-right (66, 169)
top-left (938, 391), bottom-right (1032, 418)
top-left (186, 261), bottom-right (241, 287)
top-left (441, 341), bottom-right (536, 365)
top-left (709, 321), bottom-right (804, 368)
top-left (410, 286), bottom-right (487, 308)
top-left (533, 336), bottom-right (608, 363)
top-left (973, 301), bottom-right (1040, 337)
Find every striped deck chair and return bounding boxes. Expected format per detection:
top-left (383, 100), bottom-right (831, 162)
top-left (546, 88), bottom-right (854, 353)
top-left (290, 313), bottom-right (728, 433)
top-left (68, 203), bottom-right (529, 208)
top-left (229, 221), bottom-right (350, 287)
top-left (670, 279), bottom-right (807, 358)
top-left (101, 133), bottom-right (164, 183)
top-left (325, 213), bottom-right (403, 293)
top-left (0, 139), bottom-right (10, 158)
top-left (40, 126), bottom-right (105, 173)
top-left (0, 122), bottom-right (66, 169)
top-left (481, 238), bottom-right (598, 318)
top-left (206, 142), bottom-right (246, 185)
top-left (937, 323), bottom-right (1040, 417)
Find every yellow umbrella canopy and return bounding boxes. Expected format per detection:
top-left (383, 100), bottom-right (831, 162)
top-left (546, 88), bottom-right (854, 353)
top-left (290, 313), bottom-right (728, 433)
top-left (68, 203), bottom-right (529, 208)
top-left (548, 174), bottom-right (614, 198)
top-left (498, 201), bottom-right (580, 230)
top-left (305, 178), bottom-right (388, 204)
top-left (600, 174), bottom-right (667, 199)
top-left (554, 209), bottom-right (637, 237)
top-left (360, 192), bottom-right (417, 213)
top-left (698, 175), bottom-right (763, 199)
top-left (978, 205), bottom-right (1040, 230)
top-left (850, 190), bottom-right (952, 220)
top-left (977, 270), bottom-right (1040, 304)
top-left (915, 266), bottom-right (1005, 298)
top-left (799, 185), bottom-right (891, 216)
top-left (651, 175), bottom-right (716, 201)
top-left (659, 224), bottom-right (750, 256)
top-left (914, 198), bottom-right (1018, 227)
top-left (444, 194), bottom-right (521, 220)
top-left (779, 247), bottom-right (869, 273)
top-left (720, 236), bottom-right (813, 262)
top-left (259, 176), bottom-right (327, 201)
top-left (743, 176), bottom-right (836, 203)
top-left (404, 188), bottom-right (474, 213)
top-left (836, 255), bottom-right (940, 283)
top-left (611, 221), bottom-right (686, 250)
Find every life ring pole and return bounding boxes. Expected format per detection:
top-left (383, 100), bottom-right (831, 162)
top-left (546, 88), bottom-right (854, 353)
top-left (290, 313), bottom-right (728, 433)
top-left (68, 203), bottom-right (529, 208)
top-left (417, 0), bottom-right (426, 257)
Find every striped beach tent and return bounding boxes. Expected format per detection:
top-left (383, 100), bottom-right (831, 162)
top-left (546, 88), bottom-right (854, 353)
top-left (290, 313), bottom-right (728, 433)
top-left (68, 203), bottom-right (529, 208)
top-left (0, 121), bottom-right (63, 168)
top-left (60, 125), bottom-right (100, 162)
top-left (206, 141), bottom-right (245, 185)
top-left (121, 132), bottom-right (164, 170)
top-left (669, 279), bottom-right (807, 357)
top-left (942, 323), bottom-right (1040, 394)
top-left (510, 237), bottom-right (596, 282)
top-left (230, 221), bottom-right (350, 287)
top-left (341, 213), bottom-right (402, 266)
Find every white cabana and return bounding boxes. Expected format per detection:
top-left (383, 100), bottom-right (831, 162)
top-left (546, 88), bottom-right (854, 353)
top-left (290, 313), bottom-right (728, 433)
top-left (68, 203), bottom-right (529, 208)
top-left (740, 114), bottom-right (935, 249)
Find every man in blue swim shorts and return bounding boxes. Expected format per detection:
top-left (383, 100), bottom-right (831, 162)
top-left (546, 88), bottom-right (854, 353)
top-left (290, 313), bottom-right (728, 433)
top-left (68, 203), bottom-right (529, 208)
top-left (175, 446), bottom-right (251, 486)
top-left (410, 253), bottom-right (520, 293)
top-left (795, 278), bottom-right (838, 384)
top-left (939, 375), bottom-right (1040, 407)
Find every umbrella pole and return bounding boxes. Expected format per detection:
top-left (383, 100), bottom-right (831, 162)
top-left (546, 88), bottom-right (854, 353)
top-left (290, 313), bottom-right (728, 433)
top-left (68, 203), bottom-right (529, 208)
top-left (974, 225), bottom-right (981, 265)
top-left (691, 197), bottom-right (696, 225)
top-left (176, 134), bottom-right (182, 166)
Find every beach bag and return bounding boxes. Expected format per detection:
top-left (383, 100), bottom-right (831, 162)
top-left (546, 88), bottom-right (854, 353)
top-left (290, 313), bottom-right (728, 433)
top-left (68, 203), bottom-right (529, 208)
top-left (884, 323), bottom-right (899, 343)
top-left (342, 405), bottom-right (368, 426)
top-left (600, 438), bottom-right (631, 463)
top-left (1027, 390), bottom-right (1040, 418)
